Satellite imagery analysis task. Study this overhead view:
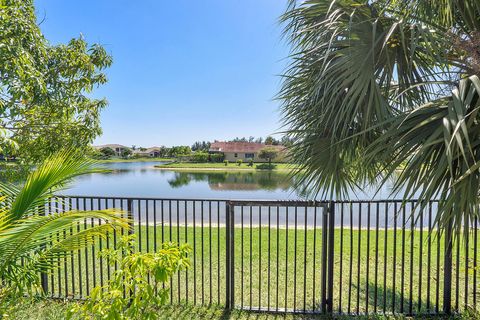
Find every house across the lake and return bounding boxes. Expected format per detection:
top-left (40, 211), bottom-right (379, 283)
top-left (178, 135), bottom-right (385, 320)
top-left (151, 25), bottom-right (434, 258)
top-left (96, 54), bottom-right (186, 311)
top-left (209, 141), bottom-right (284, 162)
top-left (94, 144), bottom-right (130, 157)
top-left (132, 147), bottom-right (162, 158)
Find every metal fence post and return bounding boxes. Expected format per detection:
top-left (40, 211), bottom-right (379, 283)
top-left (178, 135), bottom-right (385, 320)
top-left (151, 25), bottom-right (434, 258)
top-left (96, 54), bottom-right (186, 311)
top-left (127, 199), bottom-right (134, 236)
top-left (320, 203), bottom-right (328, 313)
top-left (40, 201), bottom-right (48, 294)
top-left (443, 219), bottom-right (453, 314)
top-left (225, 201), bottom-right (235, 309)
top-left (327, 202), bottom-right (335, 313)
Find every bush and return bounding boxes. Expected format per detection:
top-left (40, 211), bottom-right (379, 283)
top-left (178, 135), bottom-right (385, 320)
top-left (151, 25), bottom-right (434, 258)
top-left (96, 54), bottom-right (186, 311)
top-left (99, 147), bottom-right (116, 158)
top-left (192, 152), bottom-right (209, 163)
top-left (223, 160), bottom-right (229, 166)
top-left (248, 159), bottom-right (254, 167)
top-left (256, 163), bottom-right (277, 170)
top-left (68, 235), bottom-right (190, 319)
top-left (236, 159), bottom-right (243, 166)
top-left (210, 153), bottom-right (224, 163)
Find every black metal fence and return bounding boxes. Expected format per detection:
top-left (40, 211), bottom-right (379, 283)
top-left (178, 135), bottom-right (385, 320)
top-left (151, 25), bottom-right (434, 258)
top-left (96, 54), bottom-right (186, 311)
top-left (42, 196), bottom-right (479, 316)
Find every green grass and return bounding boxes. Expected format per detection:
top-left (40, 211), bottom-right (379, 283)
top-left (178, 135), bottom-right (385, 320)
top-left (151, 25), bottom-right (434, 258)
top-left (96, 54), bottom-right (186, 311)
top-left (11, 297), bottom-right (480, 319)
top-left (12, 298), bottom-right (480, 319)
top-left (154, 162), bottom-right (296, 172)
top-left (47, 225), bottom-right (479, 315)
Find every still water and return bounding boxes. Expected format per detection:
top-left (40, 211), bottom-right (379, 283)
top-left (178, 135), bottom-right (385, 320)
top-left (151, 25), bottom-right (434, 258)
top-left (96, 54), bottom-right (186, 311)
top-left (63, 161), bottom-right (397, 200)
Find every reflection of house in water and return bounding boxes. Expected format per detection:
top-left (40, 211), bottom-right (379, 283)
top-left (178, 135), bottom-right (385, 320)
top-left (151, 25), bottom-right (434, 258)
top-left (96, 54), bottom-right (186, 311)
top-left (168, 171), bottom-right (291, 191)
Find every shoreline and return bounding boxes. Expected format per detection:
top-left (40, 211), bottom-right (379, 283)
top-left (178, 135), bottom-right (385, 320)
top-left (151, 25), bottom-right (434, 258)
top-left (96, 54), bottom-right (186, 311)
top-left (154, 162), bottom-right (297, 173)
top-left (153, 166), bottom-right (293, 173)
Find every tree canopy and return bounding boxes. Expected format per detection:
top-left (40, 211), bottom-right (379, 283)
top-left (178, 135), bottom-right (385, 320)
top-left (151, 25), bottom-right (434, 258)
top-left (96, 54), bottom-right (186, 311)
top-left (0, 0), bottom-right (112, 162)
top-left (280, 0), bottom-right (480, 233)
top-left (259, 147), bottom-right (279, 164)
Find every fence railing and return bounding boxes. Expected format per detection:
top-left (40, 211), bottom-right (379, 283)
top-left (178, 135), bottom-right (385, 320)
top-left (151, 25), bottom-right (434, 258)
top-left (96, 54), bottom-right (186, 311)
top-left (42, 196), bottom-right (479, 316)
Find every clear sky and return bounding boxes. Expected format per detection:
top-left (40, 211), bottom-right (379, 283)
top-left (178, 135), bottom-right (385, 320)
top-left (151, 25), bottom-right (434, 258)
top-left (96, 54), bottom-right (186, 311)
top-left (34, 0), bottom-right (290, 147)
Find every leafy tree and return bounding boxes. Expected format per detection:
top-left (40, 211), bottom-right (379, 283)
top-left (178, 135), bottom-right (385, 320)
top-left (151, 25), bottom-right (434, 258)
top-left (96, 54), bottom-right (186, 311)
top-left (0, 150), bottom-right (128, 315)
top-left (192, 152), bottom-right (209, 163)
top-left (168, 146), bottom-right (191, 157)
top-left (68, 235), bottom-right (190, 319)
top-left (191, 141), bottom-right (211, 152)
top-left (255, 137), bottom-right (263, 144)
top-left (265, 136), bottom-right (280, 145)
top-left (231, 137), bottom-right (248, 142)
top-left (210, 153), bottom-right (224, 163)
top-left (0, 0), bottom-right (112, 162)
top-left (258, 147), bottom-right (278, 165)
top-left (121, 148), bottom-right (132, 159)
top-left (99, 147), bottom-right (115, 158)
top-left (280, 0), bottom-right (480, 233)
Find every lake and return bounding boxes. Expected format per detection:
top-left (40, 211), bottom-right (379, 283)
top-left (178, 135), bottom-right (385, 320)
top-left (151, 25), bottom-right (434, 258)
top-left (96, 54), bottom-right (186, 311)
top-left (63, 161), bottom-right (398, 200)
top-left (61, 162), bottom-right (428, 229)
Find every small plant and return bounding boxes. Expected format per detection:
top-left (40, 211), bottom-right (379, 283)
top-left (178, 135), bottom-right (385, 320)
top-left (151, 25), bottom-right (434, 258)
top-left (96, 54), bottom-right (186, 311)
top-left (248, 159), bottom-right (254, 167)
top-left (236, 159), bottom-right (243, 166)
top-left (223, 160), bottom-right (229, 166)
top-left (68, 235), bottom-right (190, 319)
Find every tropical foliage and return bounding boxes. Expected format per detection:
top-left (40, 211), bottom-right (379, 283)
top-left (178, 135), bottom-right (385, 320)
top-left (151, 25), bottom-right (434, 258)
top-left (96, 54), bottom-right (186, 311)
top-left (0, 150), bottom-right (128, 314)
top-left (0, 0), bottom-right (112, 162)
top-left (68, 235), bottom-right (190, 320)
top-left (280, 0), bottom-right (480, 232)
top-left (259, 147), bottom-right (279, 165)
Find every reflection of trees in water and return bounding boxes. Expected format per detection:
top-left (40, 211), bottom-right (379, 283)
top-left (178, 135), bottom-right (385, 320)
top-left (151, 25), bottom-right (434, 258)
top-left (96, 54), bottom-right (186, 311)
top-left (167, 171), bottom-right (293, 191)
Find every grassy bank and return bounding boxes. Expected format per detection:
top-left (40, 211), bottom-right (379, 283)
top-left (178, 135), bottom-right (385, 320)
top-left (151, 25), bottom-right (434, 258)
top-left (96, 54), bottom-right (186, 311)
top-left (46, 225), bottom-right (478, 315)
top-left (154, 162), bottom-right (296, 172)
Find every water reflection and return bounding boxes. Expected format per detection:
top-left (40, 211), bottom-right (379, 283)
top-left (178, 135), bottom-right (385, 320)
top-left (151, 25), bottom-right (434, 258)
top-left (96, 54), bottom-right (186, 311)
top-left (167, 171), bottom-right (292, 191)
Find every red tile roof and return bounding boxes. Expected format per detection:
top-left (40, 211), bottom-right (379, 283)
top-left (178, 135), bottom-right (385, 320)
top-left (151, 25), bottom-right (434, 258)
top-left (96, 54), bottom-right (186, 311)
top-left (209, 141), bottom-right (283, 153)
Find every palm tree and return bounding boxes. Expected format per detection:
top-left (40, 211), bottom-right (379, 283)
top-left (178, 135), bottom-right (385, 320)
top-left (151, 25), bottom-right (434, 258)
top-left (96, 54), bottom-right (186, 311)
top-left (279, 0), bottom-right (480, 233)
top-left (0, 150), bottom-right (129, 300)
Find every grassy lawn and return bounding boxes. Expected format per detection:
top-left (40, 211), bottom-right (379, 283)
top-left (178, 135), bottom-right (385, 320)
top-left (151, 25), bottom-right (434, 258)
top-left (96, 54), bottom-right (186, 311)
top-left (47, 225), bottom-right (479, 315)
top-left (12, 299), bottom-right (479, 319)
top-left (154, 162), bottom-right (297, 172)
top-left (96, 157), bottom-right (174, 163)
top-left (11, 298), bottom-right (479, 319)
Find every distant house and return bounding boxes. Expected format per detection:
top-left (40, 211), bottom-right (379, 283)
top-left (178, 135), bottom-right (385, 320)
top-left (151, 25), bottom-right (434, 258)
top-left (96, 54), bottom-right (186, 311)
top-left (132, 147), bottom-right (162, 158)
top-left (209, 141), bottom-right (284, 162)
top-left (94, 144), bottom-right (130, 156)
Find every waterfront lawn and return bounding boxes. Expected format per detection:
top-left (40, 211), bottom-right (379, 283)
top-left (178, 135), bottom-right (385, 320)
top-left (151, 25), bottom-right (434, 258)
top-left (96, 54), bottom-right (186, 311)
top-left (154, 162), bottom-right (296, 172)
top-left (48, 226), bottom-right (477, 315)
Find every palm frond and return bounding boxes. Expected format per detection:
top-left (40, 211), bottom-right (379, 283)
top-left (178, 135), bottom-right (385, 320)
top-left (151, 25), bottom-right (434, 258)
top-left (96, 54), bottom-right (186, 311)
top-left (281, 0), bottom-right (480, 235)
top-left (0, 149), bottom-right (129, 289)
top-left (2, 149), bottom-right (104, 222)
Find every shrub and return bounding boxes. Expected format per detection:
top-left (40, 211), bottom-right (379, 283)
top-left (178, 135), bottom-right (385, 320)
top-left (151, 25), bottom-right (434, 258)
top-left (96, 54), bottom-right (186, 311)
top-left (236, 159), bottom-right (243, 166)
top-left (192, 152), bottom-right (209, 163)
top-left (68, 235), bottom-right (190, 319)
top-left (223, 160), bottom-right (229, 166)
top-left (210, 153), bottom-right (224, 163)
top-left (99, 147), bottom-right (116, 158)
top-left (256, 163), bottom-right (277, 170)
top-left (248, 159), bottom-right (254, 167)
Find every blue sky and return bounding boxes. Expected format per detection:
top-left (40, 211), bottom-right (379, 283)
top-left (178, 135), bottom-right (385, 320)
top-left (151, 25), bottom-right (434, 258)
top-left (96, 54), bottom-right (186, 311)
top-left (34, 0), bottom-right (289, 147)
